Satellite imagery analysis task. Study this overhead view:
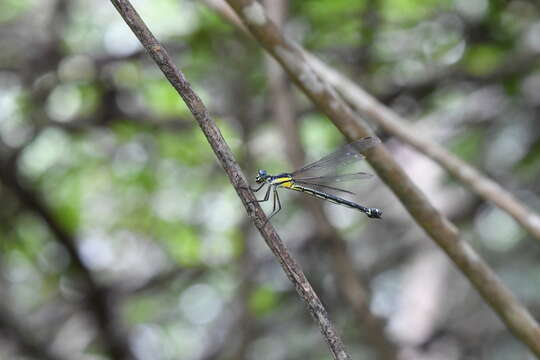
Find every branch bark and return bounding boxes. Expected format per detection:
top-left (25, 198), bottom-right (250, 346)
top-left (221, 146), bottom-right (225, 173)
top-left (109, 1), bottom-right (352, 359)
top-left (221, 0), bottom-right (540, 356)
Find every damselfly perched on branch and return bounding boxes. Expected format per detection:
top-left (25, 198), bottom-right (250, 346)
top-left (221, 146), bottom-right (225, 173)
top-left (249, 137), bottom-right (383, 222)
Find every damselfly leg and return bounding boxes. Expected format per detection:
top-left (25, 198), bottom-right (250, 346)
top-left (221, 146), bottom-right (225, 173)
top-left (248, 184), bottom-right (272, 205)
top-left (246, 183), bottom-right (282, 225)
top-left (265, 188), bottom-right (282, 223)
top-left (250, 183), bottom-right (266, 193)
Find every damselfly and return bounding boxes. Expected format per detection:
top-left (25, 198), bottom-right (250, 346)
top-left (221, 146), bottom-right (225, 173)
top-left (250, 137), bottom-right (383, 222)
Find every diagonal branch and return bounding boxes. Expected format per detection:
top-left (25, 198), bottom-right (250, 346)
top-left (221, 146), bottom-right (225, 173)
top-left (109, 1), bottom-right (352, 359)
top-left (305, 54), bottom-right (540, 242)
top-left (221, 0), bottom-right (540, 356)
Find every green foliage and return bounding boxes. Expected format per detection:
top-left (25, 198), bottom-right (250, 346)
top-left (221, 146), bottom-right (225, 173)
top-left (301, 0), bottom-right (364, 19)
top-left (463, 45), bottom-right (505, 76)
top-left (0, 0), bottom-right (34, 22)
top-left (298, 0), bottom-right (363, 47)
top-left (14, 215), bottom-right (49, 256)
top-left (195, 4), bottom-right (234, 34)
top-left (112, 62), bottom-right (142, 88)
top-left (300, 113), bottom-right (342, 157)
top-left (380, 0), bottom-right (451, 22)
top-left (78, 83), bottom-right (100, 116)
top-left (448, 128), bottom-right (484, 163)
top-left (48, 172), bottom-right (82, 233)
top-left (248, 285), bottom-right (280, 316)
top-left (124, 295), bottom-right (167, 324)
top-left (143, 78), bottom-right (191, 117)
top-left (227, 227), bottom-right (245, 259)
top-left (159, 222), bottom-right (201, 265)
top-left (113, 121), bottom-right (142, 142)
top-left (157, 127), bottom-right (212, 165)
top-left (516, 138), bottom-right (540, 180)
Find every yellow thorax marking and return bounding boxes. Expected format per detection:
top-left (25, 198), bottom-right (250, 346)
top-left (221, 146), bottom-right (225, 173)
top-left (271, 175), bottom-right (294, 188)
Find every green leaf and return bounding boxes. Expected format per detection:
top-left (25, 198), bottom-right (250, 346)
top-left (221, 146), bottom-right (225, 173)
top-left (0, 0), bottom-right (34, 22)
top-left (143, 79), bottom-right (190, 117)
top-left (249, 286), bottom-right (280, 316)
top-left (464, 45), bottom-right (505, 76)
top-left (381, 0), bottom-right (450, 22)
top-left (157, 128), bottom-right (212, 165)
top-left (124, 296), bottom-right (165, 324)
top-left (448, 129), bottom-right (483, 163)
top-left (161, 224), bottom-right (201, 265)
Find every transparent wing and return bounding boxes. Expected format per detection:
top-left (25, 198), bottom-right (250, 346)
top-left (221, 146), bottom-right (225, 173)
top-left (294, 172), bottom-right (373, 195)
top-left (291, 137), bottom-right (380, 178)
top-left (294, 172), bottom-right (373, 183)
top-left (294, 181), bottom-right (355, 195)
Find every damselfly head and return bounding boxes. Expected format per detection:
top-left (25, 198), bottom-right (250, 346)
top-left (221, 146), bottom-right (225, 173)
top-left (367, 208), bottom-right (383, 219)
top-left (255, 169), bottom-right (268, 183)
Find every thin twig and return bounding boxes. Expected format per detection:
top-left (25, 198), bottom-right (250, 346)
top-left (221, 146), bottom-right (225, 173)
top-left (221, 0), bottom-right (540, 356)
top-left (109, 1), bottom-right (352, 359)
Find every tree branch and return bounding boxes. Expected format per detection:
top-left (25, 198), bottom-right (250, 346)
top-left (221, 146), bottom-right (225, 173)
top-left (304, 54), bottom-right (540, 243)
top-left (109, 1), bottom-right (352, 359)
top-left (221, 0), bottom-right (540, 356)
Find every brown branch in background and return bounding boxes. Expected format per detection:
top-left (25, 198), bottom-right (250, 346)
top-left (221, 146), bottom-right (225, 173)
top-left (109, 1), bottom-right (352, 359)
top-left (262, 1), bottom-right (399, 358)
top-left (220, 0), bottom-right (540, 356)
top-left (0, 151), bottom-right (135, 360)
top-left (305, 55), bottom-right (540, 243)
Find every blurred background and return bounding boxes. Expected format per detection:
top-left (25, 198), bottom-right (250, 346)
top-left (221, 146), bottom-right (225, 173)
top-left (1, 0), bottom-right (540, 359)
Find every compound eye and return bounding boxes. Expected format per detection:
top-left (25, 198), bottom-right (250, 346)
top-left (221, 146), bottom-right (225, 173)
top-left (258, 169), bottom-right (267, 176)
